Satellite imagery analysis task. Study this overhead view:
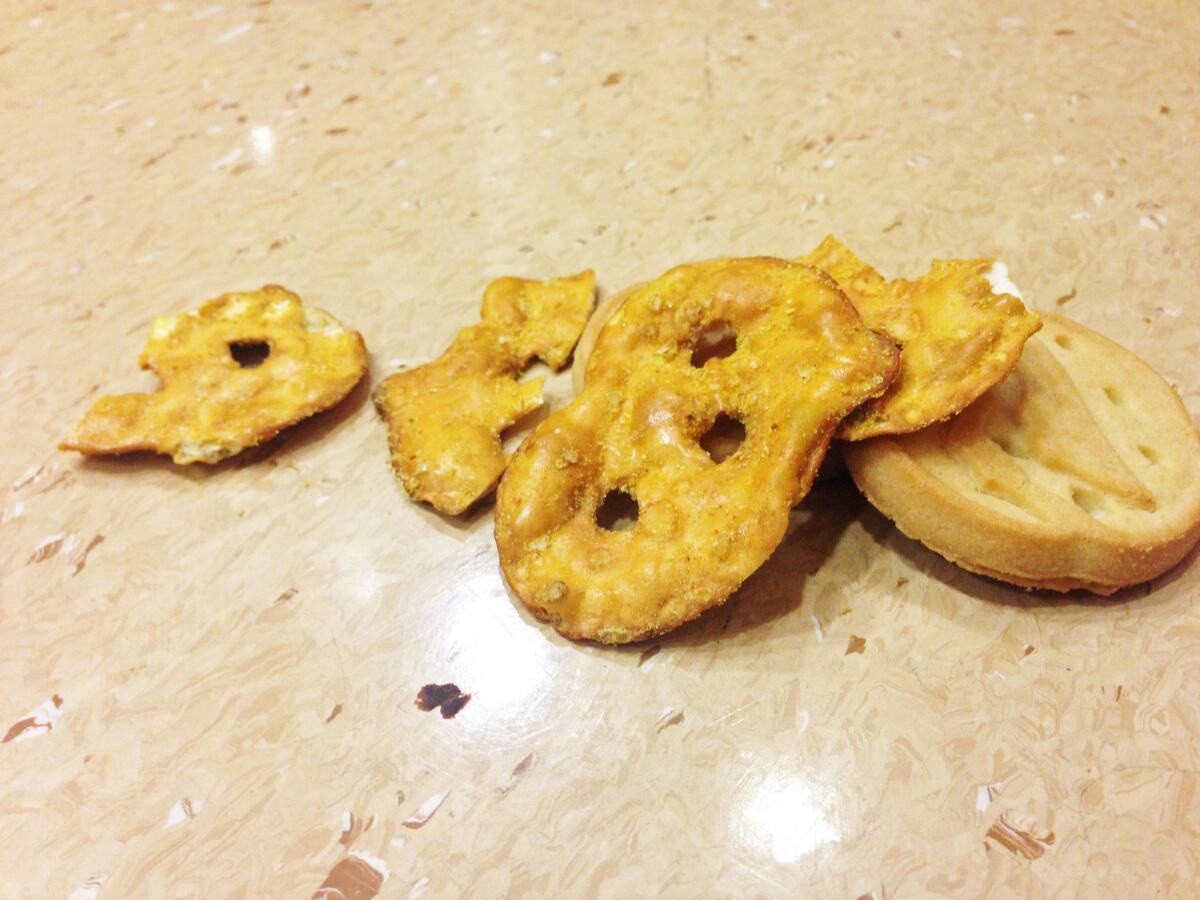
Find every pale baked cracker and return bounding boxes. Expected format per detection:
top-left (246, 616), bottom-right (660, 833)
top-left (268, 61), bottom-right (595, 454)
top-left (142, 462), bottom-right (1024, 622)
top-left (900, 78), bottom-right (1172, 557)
top-left (844, 315), bottom-right (1200, 593)
top-left (572, 283), bottom-right (639, 395)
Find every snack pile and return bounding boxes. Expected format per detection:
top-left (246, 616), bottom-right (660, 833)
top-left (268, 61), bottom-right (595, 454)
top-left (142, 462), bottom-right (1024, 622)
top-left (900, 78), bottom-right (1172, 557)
top-left (59, 238), bottom-right (1200, 643)
top-left (529, 241), bottom-right (1198, 641)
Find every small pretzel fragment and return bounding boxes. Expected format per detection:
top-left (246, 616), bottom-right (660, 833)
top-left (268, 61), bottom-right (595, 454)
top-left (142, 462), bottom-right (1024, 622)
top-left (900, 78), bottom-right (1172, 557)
top-left (374, 271), bottom-right (595, 515)
top-left (799, 236), bottom-right (1042, 440)
top-left (495, 257), bottom-right (899, 643)
top-left (60, 285), bottom-right (367, 464)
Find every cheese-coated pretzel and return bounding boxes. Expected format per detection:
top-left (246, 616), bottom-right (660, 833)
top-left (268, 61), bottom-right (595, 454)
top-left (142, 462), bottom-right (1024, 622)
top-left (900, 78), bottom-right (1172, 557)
top-left (495, 257), bottom-right (899, 643)
top-left (61, 285), bottom-right (366, 464)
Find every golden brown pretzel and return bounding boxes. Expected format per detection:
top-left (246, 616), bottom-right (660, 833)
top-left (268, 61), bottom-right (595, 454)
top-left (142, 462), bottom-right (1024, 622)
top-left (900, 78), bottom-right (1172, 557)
top-left (799, 236), bottom-right (1041, 439)
top-left (495, 257), bottom-right (899, 643)
top-left (374, 271), bottom-right (594, 515)
top-left (574, 240), bottom-right (1042, 444)
top-left (60, 285), bottom-right (367, 464)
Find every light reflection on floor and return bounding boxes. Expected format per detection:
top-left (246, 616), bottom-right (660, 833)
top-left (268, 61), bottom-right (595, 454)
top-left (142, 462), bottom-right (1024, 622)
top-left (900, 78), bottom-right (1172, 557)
top-left (249, 125), bottom-right (275, 165)
top-left (446, 545), bottom-right (557, 719)
top-left (736, 771), bottom-right (841, 864)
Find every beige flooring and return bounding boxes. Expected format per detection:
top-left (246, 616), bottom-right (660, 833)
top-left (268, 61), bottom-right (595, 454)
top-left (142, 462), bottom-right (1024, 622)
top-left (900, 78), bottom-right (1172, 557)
top-left (1, 1), bottom-right (1197, 896)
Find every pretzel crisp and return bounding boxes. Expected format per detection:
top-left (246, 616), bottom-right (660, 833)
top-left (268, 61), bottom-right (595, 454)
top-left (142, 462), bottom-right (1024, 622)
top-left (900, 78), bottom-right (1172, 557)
top-left (60, 285), bottom-right (367, 464)
top-left (799, 236), bottom-right (1041, 440)
top-left (374, 271), bottom-right (595, 515)
top-left (494, 258), bottom-right (900, 643)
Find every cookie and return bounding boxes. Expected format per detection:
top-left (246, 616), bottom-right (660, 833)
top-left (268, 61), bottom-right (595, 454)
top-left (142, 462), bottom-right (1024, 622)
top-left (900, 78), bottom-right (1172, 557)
top-left (844, 315), bottom-right (1200, 593)
top-left (572, 283), bottom-right (638, 395)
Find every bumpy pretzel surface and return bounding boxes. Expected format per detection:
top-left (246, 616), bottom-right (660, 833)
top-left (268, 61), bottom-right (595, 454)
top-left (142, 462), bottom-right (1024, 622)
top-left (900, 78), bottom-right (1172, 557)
top-left (61, 285), bottom-right (367, 464)
top-left (374, 271), bottom-right (594, 515)
top-left (495, 257), bottom-right (899, 643)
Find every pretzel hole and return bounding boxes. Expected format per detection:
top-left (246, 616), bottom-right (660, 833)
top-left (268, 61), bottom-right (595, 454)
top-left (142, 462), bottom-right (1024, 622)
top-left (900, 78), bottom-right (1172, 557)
top-left (690, 321), bottom-right (737, 367)
top-left (595, 489), bottom-right (639, 532)
top-left (229, 340), bottom-right (271, 368)
top-left (1103, 386), bottom-right (1123, 406)
top-left (1138, 444), bottom-right (1159, 464)
top-left (1071, 486), bottom-right (1105, 516)
top-left (1054, 334), bottom-right (1072, 350)
top-left (699, 412), bottom-right (746, 463)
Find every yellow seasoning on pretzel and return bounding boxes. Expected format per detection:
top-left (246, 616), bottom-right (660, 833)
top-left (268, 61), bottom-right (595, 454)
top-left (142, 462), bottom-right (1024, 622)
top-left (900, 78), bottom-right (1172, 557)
top-left (800, 236), bottom-right (1041, 440)
top-left (494, 257), bottom-right (900, 644)
top-left (572, 240), bottom-right (1041, 431)
top-left (60, 285), bottom-right (367, 464)
top-left (374, 271), bottom-right (595, 516)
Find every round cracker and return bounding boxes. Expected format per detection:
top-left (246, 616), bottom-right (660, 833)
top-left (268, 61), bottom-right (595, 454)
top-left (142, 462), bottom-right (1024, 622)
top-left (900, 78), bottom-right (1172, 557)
top-left (572, 283), bottom-right (640, 395)
top-left (844, 315), bottom-right (1200, 593)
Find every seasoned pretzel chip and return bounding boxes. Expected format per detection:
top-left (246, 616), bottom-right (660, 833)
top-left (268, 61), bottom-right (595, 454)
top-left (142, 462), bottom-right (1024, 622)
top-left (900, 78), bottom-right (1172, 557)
top-left (60, 285), bottom-right (367, 464)
top-left (800, 236), bottom-right (1042, 440)
top-left (845, 315), bottom-right (1200, 594)
top-left (495, 258), bottom-right (900, 643)
top-left (573, 239), bottom-right (1041, 442)
top-left (374, 271), bottom-right (595, 515)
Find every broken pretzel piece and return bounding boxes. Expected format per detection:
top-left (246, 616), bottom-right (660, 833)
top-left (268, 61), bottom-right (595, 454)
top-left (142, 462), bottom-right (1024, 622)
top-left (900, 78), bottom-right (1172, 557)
top-left (800, 236), bottom-right (1042, 440)
top-left (374, 270), bottom-right (595, 515)
top-left (60, 285), bottom-right (367, 464)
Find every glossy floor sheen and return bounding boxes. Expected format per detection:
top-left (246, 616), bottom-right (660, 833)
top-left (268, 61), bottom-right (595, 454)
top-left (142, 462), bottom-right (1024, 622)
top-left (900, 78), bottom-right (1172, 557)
top-left (1, 1), bottom-right (1197, 897)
